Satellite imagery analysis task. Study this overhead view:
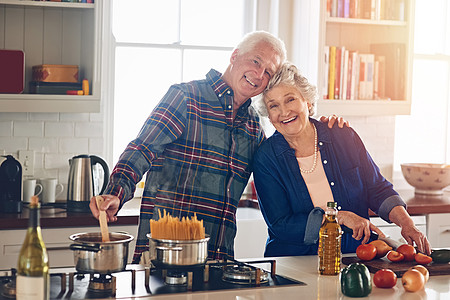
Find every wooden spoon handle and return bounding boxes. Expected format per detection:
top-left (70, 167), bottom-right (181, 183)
top-left (96, 196), bottom-right (110, 242)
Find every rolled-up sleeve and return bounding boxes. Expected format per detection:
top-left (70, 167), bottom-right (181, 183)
top-left (378, 195), bottom-right (407, 223)
top-left (304, 207), bottom-right (325, 245)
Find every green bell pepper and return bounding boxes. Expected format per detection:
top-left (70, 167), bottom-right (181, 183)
top-left (340, 263), bottom-right (372, 297)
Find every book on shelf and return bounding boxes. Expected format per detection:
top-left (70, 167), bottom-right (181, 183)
top-left (328, 46), bottom-right (336, 100)
top-left (349, 0), bottom-right (359, 18)
top-left (341, 49), bottom-right (349, 100)
top-left (325, 47), bottom-right (392, 101)
top-left (334, 47), bottom-right (342, 99)
top-left (323, 46), bottom-right (330, 99)
top-left (373, 55), bottom-right (386, 99)
top-left (358, 53), bottom-right (375, 100)
top-left (349, 51), bottom-right (359, 100)
top-left (370, 43), bottom-right (405, 100)
top-left (329, 0), bottom-right (405, 21)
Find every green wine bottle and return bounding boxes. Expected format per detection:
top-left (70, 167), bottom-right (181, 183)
top-left (16, 196), bottom-right (49, 300)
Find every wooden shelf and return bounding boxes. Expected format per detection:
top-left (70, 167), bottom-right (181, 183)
top-left (0, 94), bottom-right (100, 112)
top-left (0, 0), bottom-right (94, 9)
top-left (317, 99), bottom-right (411, 116)
top-left (0, 0), bottom-right (102, 113)
top-left (326, 17), bottom-right (407, 26)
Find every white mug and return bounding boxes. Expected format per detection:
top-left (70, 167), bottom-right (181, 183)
top-left (23, 179), bottom-right (43, 203)
top-left (40, 178), bottom-right (64, 203)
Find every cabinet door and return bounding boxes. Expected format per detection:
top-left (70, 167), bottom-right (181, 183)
top-left (427, 213), bottom-right (450, 248)
top-left (370, 215), bottom-right (426, 243)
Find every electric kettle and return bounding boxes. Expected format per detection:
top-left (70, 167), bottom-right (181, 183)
top-left (67, 154), bottom-right (110, 212)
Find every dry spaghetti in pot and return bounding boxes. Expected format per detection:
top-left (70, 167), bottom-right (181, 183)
top-left (150, 209), bottom-right (206, 240)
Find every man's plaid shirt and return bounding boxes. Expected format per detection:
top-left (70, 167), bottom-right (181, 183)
top-left (104, 69), bottom-right (265, 263)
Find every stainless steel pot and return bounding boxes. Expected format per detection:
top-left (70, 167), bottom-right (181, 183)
top-left (69, 232), bottom-right (134, 274)
top-left (147, 234), bottom-right (210, 266)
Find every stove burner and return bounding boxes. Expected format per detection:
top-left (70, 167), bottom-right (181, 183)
top-left (165, 271), bottom-right (187, 285)
top-left (222, 264), bottom-right (269, 285)
top-left (1, 279), bottom-right (15, 299)
top-left (0, 260), bottom-right (305, 299)
top-left (88, 274), bottom-right (115, 292)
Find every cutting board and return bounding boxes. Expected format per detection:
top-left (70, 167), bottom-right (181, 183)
top-left (342, 256), bottom-right (450, 276)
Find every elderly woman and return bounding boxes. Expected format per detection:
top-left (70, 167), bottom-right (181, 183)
top-left (252, 62), bottom-right (431, 257)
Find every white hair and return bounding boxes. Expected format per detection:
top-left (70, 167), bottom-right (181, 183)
top-left (234, 31), bottom-right (287, 64)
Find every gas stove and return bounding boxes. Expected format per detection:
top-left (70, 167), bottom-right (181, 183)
top-left (0, 259), bottom-right (305, 299)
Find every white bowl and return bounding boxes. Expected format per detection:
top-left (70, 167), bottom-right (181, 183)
top-left (401, 163), bottom-right (450, 195)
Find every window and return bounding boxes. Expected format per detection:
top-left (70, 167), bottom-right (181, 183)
top-left (111, 0), bottom-right (253, 163)
top-left (394, 0), bottom-right (450, 175)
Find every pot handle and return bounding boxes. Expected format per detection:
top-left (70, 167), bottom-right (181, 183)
top-left (70, 244), bottom-right (101, 252)
top-left (156, 246), bottom-right (183, 251)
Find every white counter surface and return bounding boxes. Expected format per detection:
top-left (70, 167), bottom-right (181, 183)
top-left (142, 255), bottom-right (450, 300)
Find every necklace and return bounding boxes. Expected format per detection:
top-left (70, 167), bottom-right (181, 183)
top-left (298, 124), bottom-right (318, 174)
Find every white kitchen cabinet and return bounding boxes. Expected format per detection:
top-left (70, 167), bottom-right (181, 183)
top-left (426, 213), bottom-right (450, 248)
top-left (0, 224), bottom-right (137, 269)
top-left (295, 0), bottom-right (415, 116)
top-left (0, 0), bottom-right (102, 112)
top-left (234, 208), bottom-right (268, 259)
top-left (370, 215), bottom-right (426, 244)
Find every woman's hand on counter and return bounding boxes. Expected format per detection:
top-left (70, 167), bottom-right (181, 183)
top-left (89, 195), bottom-right (120, 222)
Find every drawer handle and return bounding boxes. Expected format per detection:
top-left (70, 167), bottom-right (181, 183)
top-left (46, 246), bottom-right (70, 251)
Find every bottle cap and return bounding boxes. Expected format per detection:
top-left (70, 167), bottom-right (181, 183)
top-left (30, 195), bottom-right (40, 208)
top-left (327, 201), bottom-right (337, 208)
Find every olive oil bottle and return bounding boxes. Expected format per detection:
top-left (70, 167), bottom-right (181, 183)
top-left (16, 196), bottom-right (49, 300)
top-left (318, 201), bottom-right (342, 275)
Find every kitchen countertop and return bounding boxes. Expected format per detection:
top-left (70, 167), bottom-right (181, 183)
top-left (100, 255), bottom-right (450, 300)
top-left (0, 198), bottom-right (140, 230)
top-left (398, 189), bottom-right (450, 215)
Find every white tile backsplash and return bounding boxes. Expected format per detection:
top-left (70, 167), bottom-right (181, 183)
top-left (75, 122), bottom-right (103, 137)
top-left (29, 138), bottom-right (58, 153)
top-left (0, 113), bottom-right (104, 201)
top-left (0, 137), bottom-right (28, 152)
top-left (89, 137), bottom-right (103, 153)
top-left (60, 113), bottom-right (90, 122)
top-left (59, 138), bottom-right (89, 153)
top-left (0, 113), bottom-right (27, 120)
top-left (45, 122), bottom-right (74, 137)
top-left (29, 113), bottom-right (59, 121)
top-left (0, 121), bottom-right (12, 136)
top-left (45, 153), bottom-right (73, 170)
top-left (14, 122), bottom-right (43, 137)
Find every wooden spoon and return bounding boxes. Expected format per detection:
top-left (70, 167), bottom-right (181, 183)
top-left (95, 196), bottom-right (110, 242)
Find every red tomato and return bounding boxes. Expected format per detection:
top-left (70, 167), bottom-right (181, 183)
top-left (356, 244), bottom-right (377, 261)
top-left (414, 253), bottom-right (432, 264)
top-left (387, 250), bottom-right (404, 262)
top-left (373, 269), bottom-right (398, 288)
top-left (397, 244), bottom-right (416, 262)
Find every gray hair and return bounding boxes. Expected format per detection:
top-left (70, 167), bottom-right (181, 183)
top-left (235, 31), bottom-right (287, 64)
top-left (254, 62), bottom-right (318, 117)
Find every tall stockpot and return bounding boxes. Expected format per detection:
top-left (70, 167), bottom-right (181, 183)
top-left (147, 234), bottom-right (210, 267)
top-left (69, 232), bottom-right (134, 274)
